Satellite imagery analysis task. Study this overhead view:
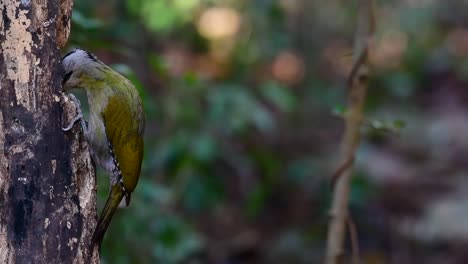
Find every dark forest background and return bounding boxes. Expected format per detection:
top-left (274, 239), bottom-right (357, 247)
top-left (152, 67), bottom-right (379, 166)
top-left (67, 1), bottom-right (468, 263)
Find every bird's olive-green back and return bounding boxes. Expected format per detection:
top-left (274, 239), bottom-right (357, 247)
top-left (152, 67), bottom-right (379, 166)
top-left (102, 87), bottom-right (144, 193)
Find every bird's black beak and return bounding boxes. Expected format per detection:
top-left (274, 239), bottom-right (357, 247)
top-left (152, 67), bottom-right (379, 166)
top-left (63, 71), bottom-right (73, 85)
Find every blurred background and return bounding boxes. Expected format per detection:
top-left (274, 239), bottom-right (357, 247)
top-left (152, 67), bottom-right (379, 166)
top-left (66, 0), bottom-right (468, 263)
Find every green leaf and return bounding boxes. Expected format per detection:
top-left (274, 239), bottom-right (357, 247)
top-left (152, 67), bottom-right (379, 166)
top-left (71, 10), bottom-right (102, 29)
top-left (393, 119), bottom-right (406, 129)
top-left (260, 81), bottom-right (297, 112)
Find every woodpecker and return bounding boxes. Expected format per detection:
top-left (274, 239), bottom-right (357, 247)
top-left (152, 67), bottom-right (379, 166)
top-left (62, 49), bottom-right (145, 247)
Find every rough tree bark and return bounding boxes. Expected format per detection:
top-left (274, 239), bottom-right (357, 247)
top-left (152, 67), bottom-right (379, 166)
top-left (0, 0), bottom-right (99, 263)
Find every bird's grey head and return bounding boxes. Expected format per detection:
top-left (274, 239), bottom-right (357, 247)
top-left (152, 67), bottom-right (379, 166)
top-left (62, 49), bottom-right (102, 90)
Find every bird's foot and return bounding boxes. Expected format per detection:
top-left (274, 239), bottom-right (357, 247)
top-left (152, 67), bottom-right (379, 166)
top-left (62, 93), bottom-right (88, 132)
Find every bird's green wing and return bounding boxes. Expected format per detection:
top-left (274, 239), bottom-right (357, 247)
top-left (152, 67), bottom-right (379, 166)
top-left (102, 91), bottom-right (144, 195)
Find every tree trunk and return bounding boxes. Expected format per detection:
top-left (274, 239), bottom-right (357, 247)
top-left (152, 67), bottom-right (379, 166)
top-left (0, 0), bottom-right (99, 263)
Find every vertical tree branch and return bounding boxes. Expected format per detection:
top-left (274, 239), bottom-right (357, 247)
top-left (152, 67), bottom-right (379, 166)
top-left (325, 0), bottom-right (375, 264)
top-left (0, 0), bottom-right (99, 263)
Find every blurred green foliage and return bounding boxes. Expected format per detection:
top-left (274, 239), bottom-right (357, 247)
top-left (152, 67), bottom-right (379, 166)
top-left (66, 0), bottom-right (468, 263)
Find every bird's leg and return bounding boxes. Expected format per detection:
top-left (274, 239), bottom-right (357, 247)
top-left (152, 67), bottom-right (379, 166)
top-left (62, 93), bottom-right (88, 133)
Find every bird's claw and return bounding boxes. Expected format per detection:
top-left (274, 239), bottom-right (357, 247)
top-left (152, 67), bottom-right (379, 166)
top-left (62, 93), bottom-right (88, 132)
top-left (62, 112), bottom-right (84, 131)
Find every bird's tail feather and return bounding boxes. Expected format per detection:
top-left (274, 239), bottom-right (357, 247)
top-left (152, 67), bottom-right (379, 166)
top-left (92, 184), bottom-right (125, 249)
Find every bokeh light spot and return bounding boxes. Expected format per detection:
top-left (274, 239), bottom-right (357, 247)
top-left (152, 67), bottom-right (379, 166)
top-left (272, 51), bottom-right (305, 85)
top-left (372, 30), bottom-right (408, 68)
top-left (197, 7), bottom-right (240, 40)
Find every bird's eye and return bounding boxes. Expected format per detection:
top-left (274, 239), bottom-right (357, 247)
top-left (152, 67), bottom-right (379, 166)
top-left (63, 71), bottom-right (73, 84)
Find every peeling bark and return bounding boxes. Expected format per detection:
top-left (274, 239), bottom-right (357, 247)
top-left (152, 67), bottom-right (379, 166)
top-left (0, 0), bottom-right (98, 263)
